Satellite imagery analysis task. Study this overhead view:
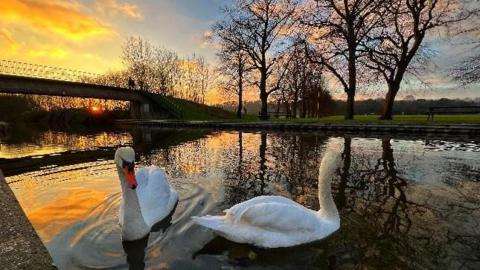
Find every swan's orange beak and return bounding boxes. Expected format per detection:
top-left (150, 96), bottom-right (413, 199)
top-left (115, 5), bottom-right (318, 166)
top-left (124, 168), bottom-right (137, 189)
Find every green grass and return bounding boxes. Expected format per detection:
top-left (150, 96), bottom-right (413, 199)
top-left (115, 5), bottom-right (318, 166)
top-left (218, 114), bottom-right (479, 124)
top-left (264, 114), bottom-right (480, 124)
top-left (164, 97), bottom-right (235, 120)
top-left (144, 94), bottom-right (235, 120)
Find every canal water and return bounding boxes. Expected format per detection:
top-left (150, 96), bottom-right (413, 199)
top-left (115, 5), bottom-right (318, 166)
top-left (1, 125), bottom-right (479, 270)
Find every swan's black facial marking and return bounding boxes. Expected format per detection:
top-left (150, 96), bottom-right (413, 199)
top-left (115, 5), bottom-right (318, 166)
top-left (121, 158), bottom-right (135, 172)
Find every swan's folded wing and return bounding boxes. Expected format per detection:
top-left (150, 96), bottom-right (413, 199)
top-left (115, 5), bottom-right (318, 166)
top-left (137, 167), bottom-right (173, 225)
top-left (135, 167), bottom-right (150, 187)
top-left (226, 195), bottom-right (301, 222)
top-left (234, 202), bottom-right (318, 233)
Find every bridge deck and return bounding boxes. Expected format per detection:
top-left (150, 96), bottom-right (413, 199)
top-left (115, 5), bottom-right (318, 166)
top-left (0, 74), bottom-right (148, 102)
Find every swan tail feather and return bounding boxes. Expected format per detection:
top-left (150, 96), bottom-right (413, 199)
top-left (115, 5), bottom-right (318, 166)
top-left (191, 215), bottom-right (227, 231)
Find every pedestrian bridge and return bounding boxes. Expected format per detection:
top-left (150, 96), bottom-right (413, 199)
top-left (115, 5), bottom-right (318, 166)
top-left (0, 60), bottom-right (181, 119)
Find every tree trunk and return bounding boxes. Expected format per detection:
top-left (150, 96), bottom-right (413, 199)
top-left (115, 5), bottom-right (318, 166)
top-left (301, 98), bottom-right (307, 118)
top-left (275, 100), bottom-right (280, 117)
top-left (380, 83), bottom-right (399, 120)
top-left (236, 68), bottom-right (243, 118)
top-left (237, 93), bottom-right (243, 118)
top-left (345, 43), bottom-right (356, 120)
top-left (259, 71), bottom-right (269, 120)
top-left (285, 101), bottom-right (291, 117)
top-left (345, 91), bottom-right (355, 120)
top-left (292, 88), bottom-right (298, 118)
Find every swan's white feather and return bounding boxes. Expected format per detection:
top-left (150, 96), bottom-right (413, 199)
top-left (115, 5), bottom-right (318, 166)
top-left (225, 195), bottom-right (301, 223)
top-left (136, 166), bottom-right (178, 227)
top-left (233, 202), bottom-right (319, 232)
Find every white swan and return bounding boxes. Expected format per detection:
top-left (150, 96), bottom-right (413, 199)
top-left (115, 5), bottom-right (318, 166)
top-left (192, 143), bottom-right (341, 248)
top-left (115, 147), bottom-right (178, 241)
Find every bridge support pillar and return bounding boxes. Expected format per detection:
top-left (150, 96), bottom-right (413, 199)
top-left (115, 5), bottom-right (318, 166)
top-left (129, 101), bottom-right (141, 119)
top-left (130, 101), bottom-right (152, 119)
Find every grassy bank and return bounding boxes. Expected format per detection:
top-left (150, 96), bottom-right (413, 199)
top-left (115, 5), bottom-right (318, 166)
top-left (128, 94), bottom-right (236, 120)
top-left (284, 114), bottom-right (480, 124)
top-left (262, 114), bottom-right (480, 124)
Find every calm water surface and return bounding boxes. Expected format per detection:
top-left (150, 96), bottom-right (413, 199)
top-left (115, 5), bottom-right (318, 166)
top-left (1, 125), bottom-right (479, 270)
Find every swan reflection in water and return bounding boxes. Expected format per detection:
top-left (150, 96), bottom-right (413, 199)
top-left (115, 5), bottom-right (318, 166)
top-left (122, 202), bottom-right (177, 270)
top-left (122, 235), bottom-right (148, 270)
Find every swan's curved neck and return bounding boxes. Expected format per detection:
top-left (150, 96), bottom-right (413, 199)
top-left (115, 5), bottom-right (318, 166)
top-left (116, 164), bottom-right (148, 239)
top-left (316, 150), bottom-right (340, 221)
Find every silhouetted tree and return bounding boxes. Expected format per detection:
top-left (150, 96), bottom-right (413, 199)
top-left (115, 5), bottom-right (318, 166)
top-left (179, 54), bottom-right (211, 104)
top-left (216, 44), bottom-right (251, 118)
top-left (122, 36), bottom-right (213, 103)
top-left (453, 13), bottom-right (480, 84)
top-left (303, 0), bottom-right (384, 119)
top-left (214, 0), bottom-right (298, 119)
top-left (152, 47), bottom-right (180, 96)
top-left (364, 0), bottom-right (476, 119)
top-left (279, 42), bottom-right (335, 118)
top-left (122, 36), bottom-right (154, 92)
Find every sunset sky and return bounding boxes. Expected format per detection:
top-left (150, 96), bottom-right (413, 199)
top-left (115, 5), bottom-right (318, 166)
top-left (0, 0), bottom-right (478, 102)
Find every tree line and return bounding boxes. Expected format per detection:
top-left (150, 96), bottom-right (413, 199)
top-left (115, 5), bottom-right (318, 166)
top-left (219, 97), bottom-right (480, 116)
top-left (94, 36), bottom-right (213, 104)
top-left (212, 0), bottom-right (478, 120)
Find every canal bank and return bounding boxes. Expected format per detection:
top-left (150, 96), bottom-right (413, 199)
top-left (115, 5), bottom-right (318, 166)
top-left (0, 170), bottom-right (54, 269)
top-left (117, 120), bottom-right (480, 134)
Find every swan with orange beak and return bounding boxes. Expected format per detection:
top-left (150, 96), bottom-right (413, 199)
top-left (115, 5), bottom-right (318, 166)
top-left (115, 147), bottom-right (178, 241)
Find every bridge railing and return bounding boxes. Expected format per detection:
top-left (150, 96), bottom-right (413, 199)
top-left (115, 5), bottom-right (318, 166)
top-left (0, 59), bottom-right (100, 83)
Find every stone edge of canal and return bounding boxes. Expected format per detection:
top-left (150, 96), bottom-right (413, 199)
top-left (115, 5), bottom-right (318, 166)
top-left (0, 170), bottom-right (55, 269)
top-left (116, 120), bottom-right (480, 134)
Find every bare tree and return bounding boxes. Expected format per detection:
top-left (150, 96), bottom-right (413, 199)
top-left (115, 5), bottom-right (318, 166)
top-left (217, 47), bottom-right (251, 118)
top-left (214, 0), bottom-right (298, 119)
top-left (285, 43), bottom-right (308, 118)
top-left (303, 0), bottom-right (384, 119)
top-left (455, 52), bottom-right (480, 84)
top-left (284, 42), bottom-right (334, 118)
top-left (152, 47), bottom-right (180, 96)
top-left (364, 0), bottom-right (476, 119)
top-left (453, 13), bottom-right (480, 85)
top-left (178, 54), bottom-right (212, 104)
top-left (122, 36), bottom-right (215, 103)
top-left (122, 36), bottom-right (154, 92)
top-left (197, 56), bottom-right (211, 105)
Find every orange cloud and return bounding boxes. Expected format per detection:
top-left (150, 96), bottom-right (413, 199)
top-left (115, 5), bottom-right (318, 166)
top-left (0, 0), bottom-right (114, 41)
top-left (96, 0), bottom-right (143, 20)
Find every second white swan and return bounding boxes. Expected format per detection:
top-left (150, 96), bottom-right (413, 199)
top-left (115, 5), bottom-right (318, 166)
top-left (192, 142), bottom-right (341, 248)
